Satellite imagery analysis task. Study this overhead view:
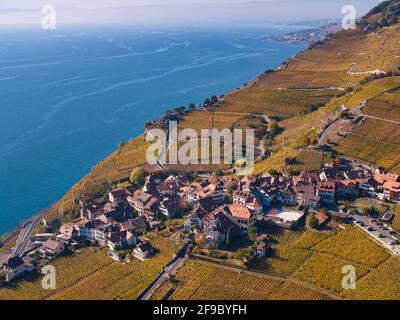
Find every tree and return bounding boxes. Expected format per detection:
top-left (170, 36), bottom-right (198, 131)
top-left (268, 120), bottom-right (282, 137)
top-left (248, 226), bottom-right (258, 241)
top-left (203, 98), bottom-right (211, 107)
top-left (130, 168), bottom-right (146, 187)
top-left (309, 215), bottom-right (319, 229)
top-left (118, 142), bottom-right (126, 150)
top-left (334, 156), bottom-right (343, 166)
top-left (0, 273), bottom-right (5, 286)
top-left (210, 95), bottom-right (219, 104)
top-left (225, 228), bottom-right (232, 247)
top-left (267, 168), bottom-right (279, 176)
top-left (225, 194), bottom-right (233, 204)
top-left (235, 248), bottom-right (254, 262)
top-left (214, 169), bottom-right (224, 177)
top-left (188, 103), bottom-right (196, 112)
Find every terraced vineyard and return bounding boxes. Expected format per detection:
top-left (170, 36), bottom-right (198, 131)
top-left (0, 235), bottom-right (178, 300)
top-left (163, 259), bottom-right (333, 300)
top-left (364, 93), bottom-right (400, 122)
top-left (294, 253), bottom-right (370, 294)
top-left (218, 88), bottom-right (336, 119)
top-left (253, 243), bottom-right (312, 277)
top-left (289, 149), bottom-right (324, 173)
top-left (313, 226), bottom-right (390, 268)
top-left (344, 257), bottom-right (400, 300)
top-left (335, 118), bottom-right (400, 169)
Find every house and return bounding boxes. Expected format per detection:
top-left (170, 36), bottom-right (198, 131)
top-left (127, 190), bottom-right (160, 219)
top-left (224, 204), bottom-right (257, 232)
top-left (330, 211), bottom-right (351, 224)
top-left (335, 179), bottom-right (357, 199)
top-left (256, 242), bottom-right (266, 258)
top-left (383, 180), bottom-right (400, 202)
top-left (158, 197), bottom-right (179, 218)
top-left (1, 256), bottom-right (34, 282)
top-left (109, 188), bottom-right (134, 204)
top-left (317, 181), bottom-right (336, 204)
top-left (380, 211), bottom-right (394, 223)
top-left (80, 201), bottom-right (101, 220)
top-left (94, 224), bottom-right (120, 246)
top-left (39, 239), bottom-right (66, 259)
top-left (203, 230), bottom-right (224, 250)
top-left (184, 214), bottom-right (203, 232)
top-left (265, 209), bottom-right (304, 229)
top-left (255, 234), bottom-right (269, 258)
top-left (188, 183), bottom-right (225, 205)
top-left (296, 184), bottom-right (320, 209)
top-left (107, 230), bottom-right (137, 252)
top-left (107, 250), bottom-right (125, 262)
top-left (76, 219), bottom-right (104, 241)
top-left (58, 223), bottom-right (79, 242)
top-left (119, 216), bottom-right (148, 235)
top-left (133, 242), bottom-right (154, 261)
top-left (245, 197), bottom-right (263, 214)
top-left (233, 191), bottom-right (252, 206)
top-left (278, 185), bottom-right (297, 206)
top-left (357, 177), bottom-right (379, 197)
top-left (254, 185), bottom-right (277, 207)
top-left (233, 191), bottom-right (262, 214)
top-left (218, 176), bottom-right (238, 193)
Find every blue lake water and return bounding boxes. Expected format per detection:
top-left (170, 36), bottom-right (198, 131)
top-left (0, 24), bottom-right (306, 234)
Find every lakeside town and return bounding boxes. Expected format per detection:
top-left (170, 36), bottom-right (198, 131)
top-left (2, 152), bottom-right (400, 284)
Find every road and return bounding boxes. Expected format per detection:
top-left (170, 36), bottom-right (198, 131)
top-left (352, 214), bottom-right (400, 256)
top-left (137, 237), bottom-right (192, 300)
top-left (278, 86), bottom-right (345, 92)
top-left (12, 210), bottom-right (46, 257)
top-left (317, 100), bottom-right (367, 147)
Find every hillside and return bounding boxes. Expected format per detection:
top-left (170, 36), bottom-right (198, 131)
top-left (2, 0), bottom-right (400, 301)
top-left (2, 0), bottom-right (393, 236)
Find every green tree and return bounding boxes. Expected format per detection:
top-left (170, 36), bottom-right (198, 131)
top-left (214, 169), bottom-right (224, 177)
top-left (210, 95), bottom-right (219, 104)
top-left (309, 215), bottom-right (319, 229)
top-left (118, 142), bottom-right (126, 150)
top-left (188, 103), bottom-right (196, 112)
top-left (130, 168), bottom-right (146, 187)
top-left (248, 226), bottom-right (258, 241)
top-left (268, 120), bottom-right (282, 137)
top-left (225, 228), bottom-right (232, 247)
top-left (267, 168), bottom-right (279, 176)
top-left (203, 98), bottom-right (211, 107)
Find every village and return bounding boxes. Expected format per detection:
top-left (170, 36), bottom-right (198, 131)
top-left (2, 153), bottom-right (400, 284)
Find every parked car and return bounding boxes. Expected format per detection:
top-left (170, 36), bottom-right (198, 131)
top-left (368, 227), bottom-right (374, 232)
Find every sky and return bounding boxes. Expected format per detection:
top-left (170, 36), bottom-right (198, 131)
top-left (0, 0), bottom-right (382, 25)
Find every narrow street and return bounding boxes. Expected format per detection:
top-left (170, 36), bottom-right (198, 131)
top-left (137, 237), bottom-right (192, 300)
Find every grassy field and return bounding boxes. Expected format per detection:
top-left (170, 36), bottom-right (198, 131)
top-left (0, 234), bottom-right (178, 300)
